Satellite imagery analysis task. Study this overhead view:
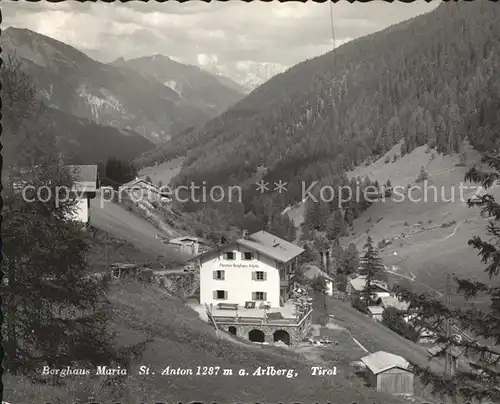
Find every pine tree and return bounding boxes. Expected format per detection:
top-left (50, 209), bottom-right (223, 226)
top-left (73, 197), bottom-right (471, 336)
top-left (359, 236), bottom-right (385, 304)
top-left (416, 166), bottom-right (429, 183)
top-left (395, 151), bottom-right (500, 402)
top-left (340, 242), bottom-right (360, 276)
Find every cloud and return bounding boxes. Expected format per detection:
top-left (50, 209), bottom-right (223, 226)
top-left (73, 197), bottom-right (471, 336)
top-left (2, 1), bottom-right (438, 67)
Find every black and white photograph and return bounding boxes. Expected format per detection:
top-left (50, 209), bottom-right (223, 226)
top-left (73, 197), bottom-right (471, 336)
top-left (1, 0), bottom-right (499, 403)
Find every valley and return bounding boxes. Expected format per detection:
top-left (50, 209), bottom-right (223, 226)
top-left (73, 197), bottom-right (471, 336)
top-left (3, 1), bottom-right (500, 404)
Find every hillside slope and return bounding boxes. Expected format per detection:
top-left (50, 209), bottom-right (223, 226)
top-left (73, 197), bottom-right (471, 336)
top-left (3, 282), bottom-right (405, 404)
top-left (90, 194), bottom-right (189, 265)
top-left (169, 1), bottom-right (499, 209)
top-left (1, 27), bottom-right (230, 143)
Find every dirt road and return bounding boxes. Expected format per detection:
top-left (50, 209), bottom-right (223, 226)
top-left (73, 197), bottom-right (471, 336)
top-left (90, 196), bottom-right (189, 263)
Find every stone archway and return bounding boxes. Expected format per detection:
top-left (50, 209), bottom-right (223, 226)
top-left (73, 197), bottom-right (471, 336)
top-left (228, 326), bottom-right (237, 335)
top-left (273, 329), bottom-right (290, 345)
top-left (248, 329), bottom-right (265, 343)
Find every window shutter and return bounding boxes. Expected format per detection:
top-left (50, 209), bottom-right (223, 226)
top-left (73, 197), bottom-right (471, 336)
top-left (263, 272), bottom-right (267, 281)
top-left (264, 292), bottom-right (267, 301)
top-left (213, 271), bottom-right (217, 279)
top-left (252, 292), bottom-right (256, 300)
top-left (224, 291), bottom-right (228, 300)
top-left (213, 290), bottom-right (217, 299)
top-left (251, 271), bottom-right (256, 280)
top-left (221, 271), bottom-right (225, 280)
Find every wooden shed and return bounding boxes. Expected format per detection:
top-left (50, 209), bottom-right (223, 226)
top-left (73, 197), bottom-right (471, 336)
top-left (360, 351), bottom-right (414, 396)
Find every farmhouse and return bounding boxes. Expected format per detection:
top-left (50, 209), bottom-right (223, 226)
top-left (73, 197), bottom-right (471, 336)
top-left (68, 165), bottom-right (98, 227)
top-left (304, 264), bottom-right (334, 296)
top-left (191, 230), bottom-right (312, 346)
top-left (347, 275), bottom-right (391, 299)
top-left (119, 177), bottom-right (171, 202)
top-left (360, 351), bottom-right (414, 395)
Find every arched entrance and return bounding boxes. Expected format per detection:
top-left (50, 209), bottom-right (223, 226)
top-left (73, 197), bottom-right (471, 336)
top-left (248, 329), bottom-right (265, 343)
top-left (273, 330), bottom-right (290, 345)
top-left (228, 326), bottom-right (237, 335)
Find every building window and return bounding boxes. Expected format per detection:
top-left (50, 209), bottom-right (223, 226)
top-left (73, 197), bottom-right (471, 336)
top-left (224, 252), bottom-right (235, 260)
top-left (214, 290), bottom-right (227, 300)
top-left (243, 252), bottom-right (253, 260)
top-left (252, 291), bottom-right (267, 301)
top-left (213, 270), bottom-right (225, 280)
top-left (252, 271), bottom-right (266, 281)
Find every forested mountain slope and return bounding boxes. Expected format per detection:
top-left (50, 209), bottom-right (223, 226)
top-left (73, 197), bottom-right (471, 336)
top-left (169, 1), bottom-right (499, 209)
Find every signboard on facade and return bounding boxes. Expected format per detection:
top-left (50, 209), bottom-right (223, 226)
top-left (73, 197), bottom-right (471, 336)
top-left (219, 262), bottom-right (260, 269)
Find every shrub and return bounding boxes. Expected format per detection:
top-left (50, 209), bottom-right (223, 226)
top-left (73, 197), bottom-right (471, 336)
top-left (351, 296), bottom-right (368, 314)
top-left (384, 156), bottom-right (390, 164)
top-left (382, 307), bottom-right (419, 342)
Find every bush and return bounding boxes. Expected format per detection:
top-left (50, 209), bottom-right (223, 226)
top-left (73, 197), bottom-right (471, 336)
top-left (351, 296), bottom-right (368, 314)
top-left (382, 307), bottom-right (419, 342)
top-left (384, 156), bottom-right (391, 164)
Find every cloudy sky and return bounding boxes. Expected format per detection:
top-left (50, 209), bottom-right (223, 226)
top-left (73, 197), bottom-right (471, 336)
top-left (3, 1), bottom-right (438, 69)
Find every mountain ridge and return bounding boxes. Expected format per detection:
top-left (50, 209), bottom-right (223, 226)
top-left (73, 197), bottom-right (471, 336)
top-left (1, 27), bottom-right (243, 144)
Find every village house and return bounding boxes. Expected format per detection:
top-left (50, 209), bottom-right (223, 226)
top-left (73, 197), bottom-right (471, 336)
top-left (304, 264), bottom-right (334, 296)
top-left (119, 177), bottom-right (172, 202)
top-left (197, 230), bottom-right (304, 307)
top-left (360, 351), bottom-right (414, 396)
top-left (68, 165), bottom-right (98, 227)
top-left (347, 275), bottom-right (391, 300)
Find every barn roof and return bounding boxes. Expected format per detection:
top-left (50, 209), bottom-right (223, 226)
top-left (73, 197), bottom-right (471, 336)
top-left (361, 351), bottom-right (410, 374)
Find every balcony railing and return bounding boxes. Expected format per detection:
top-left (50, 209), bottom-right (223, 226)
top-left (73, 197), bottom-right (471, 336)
top-left (212, 308), bottom-right (313, 327)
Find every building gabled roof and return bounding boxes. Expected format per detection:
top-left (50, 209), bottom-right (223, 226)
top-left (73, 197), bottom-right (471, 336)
top-left (361, 351), bottom-right (410, 375)
top-left (379, 295), bottom-right (410, 311)
top-left (304, 264), bottom-right (334, 282)
top-left (349, 275), bottom-right (389, 292)
top-left (67, 165), bottom-right (98, 192)
top-left (237, 230), bottom-right (304, 263)
top-left (428, 345), bottom-right (463, 358)
top-left (191, 230), bottom-right (304, 264)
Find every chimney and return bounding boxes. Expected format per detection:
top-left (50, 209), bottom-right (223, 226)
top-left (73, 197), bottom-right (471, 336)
top-left (242, 229), bottom-right (249, 239)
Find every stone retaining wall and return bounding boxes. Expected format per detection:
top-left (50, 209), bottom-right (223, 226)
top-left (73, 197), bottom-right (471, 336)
top-left (218, 314), bottom-right (312, 347)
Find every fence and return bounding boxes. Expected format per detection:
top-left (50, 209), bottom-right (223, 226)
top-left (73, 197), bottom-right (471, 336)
top-left (212, 308), bottom-right (313, 328)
